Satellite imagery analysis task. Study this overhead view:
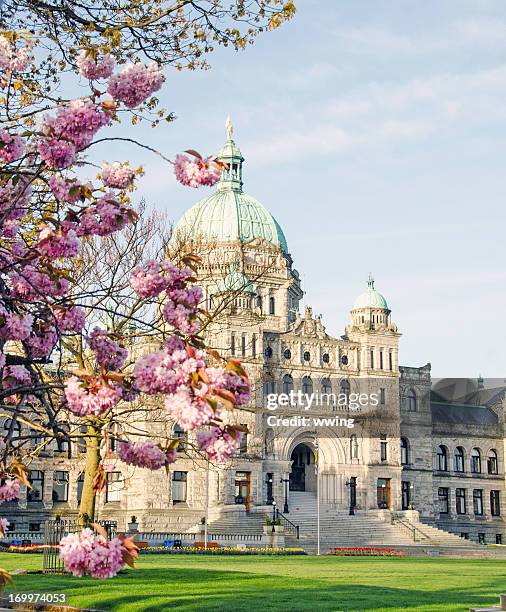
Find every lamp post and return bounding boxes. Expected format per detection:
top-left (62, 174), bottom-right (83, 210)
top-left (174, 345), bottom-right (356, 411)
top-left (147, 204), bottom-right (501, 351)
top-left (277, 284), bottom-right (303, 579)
top-left (314, 435), bottom-right (321, 556)
top-left (204, 460), bottom-right (209, 550)
top-left (266, 475), bottom-right (273, 505)
top-left (409, 483), bottom-right (415, 510)
top-left (280, 476), bottom-right (289, 513)
top-left (345, 477), bottom-right (356, 515)
top-left (271, 500), bottom-right (277, 533)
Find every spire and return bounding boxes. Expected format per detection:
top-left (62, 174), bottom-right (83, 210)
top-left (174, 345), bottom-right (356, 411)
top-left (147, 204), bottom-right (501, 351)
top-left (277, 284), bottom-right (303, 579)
top-left (367, 273), bottom-right (375, 289)
top-left (216, 117), bottom-right (244, 192)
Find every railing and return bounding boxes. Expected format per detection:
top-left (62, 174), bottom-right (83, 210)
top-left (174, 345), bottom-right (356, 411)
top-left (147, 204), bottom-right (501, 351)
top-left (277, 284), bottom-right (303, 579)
top-left (137, 532), bottom-right (263, 545)
top-left (276, 509), bottom-right (300, 539)
top-left (391, 516), bottom-right (429, 543)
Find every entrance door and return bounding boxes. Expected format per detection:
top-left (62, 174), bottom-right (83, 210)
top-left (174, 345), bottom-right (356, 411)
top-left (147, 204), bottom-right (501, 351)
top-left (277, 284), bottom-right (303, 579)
top-left (290, 466), bottom-right (305, 491)
top-left (235, 471), bottom-right (251, 510)
top-left (289, 443), bottom-right (316, 492)
top-left (401, 481), bottom-right (410, 510)
top-left (377, 478), bottom-right (391, 509)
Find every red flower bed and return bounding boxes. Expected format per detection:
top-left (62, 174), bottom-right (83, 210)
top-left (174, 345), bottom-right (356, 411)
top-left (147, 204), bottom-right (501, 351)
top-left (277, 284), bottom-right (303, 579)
top-left (328, 547), bottom-right (406, 557)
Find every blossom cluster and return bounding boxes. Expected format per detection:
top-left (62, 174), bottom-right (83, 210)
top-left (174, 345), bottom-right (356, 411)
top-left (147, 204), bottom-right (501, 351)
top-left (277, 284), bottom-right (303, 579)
top-left (107, 62), bottom-right (165, 108)
top-left (0, 129), bottom-right (24, 163)
top-left (0, 479), bottom-right (21, 503)
top-left (88, 328), bottom-right (128, 371)
top-left (64, 376), bottom-right (123, 416)
top-left (77, 50), bottom-right (115, 80)
top-left (174, 154), bottom-right (221, 188)
top-left (196, 428), bottom-right (241, 462)
top-left (59, 529), bottom-right (125, 579)
top-left (101, 162), bottom-right (135, 190)
top-left (118, 440), bottom-right (171, 470)
top-left (0, 36), bottom-right (33, 72)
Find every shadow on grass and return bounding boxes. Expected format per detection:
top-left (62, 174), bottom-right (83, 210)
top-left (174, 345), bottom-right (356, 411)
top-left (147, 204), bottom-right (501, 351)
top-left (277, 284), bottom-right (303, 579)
top-left (10, 565), bottom-right (503, 612)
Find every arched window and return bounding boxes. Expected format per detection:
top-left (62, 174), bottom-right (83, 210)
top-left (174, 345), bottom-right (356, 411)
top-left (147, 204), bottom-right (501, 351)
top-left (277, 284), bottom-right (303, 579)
top-left (321, 378), bottom-right (332, 402)
top-left (3, 418), bottom-right (20, 441)
top-left (264, 428), bottom-right (274, 458)
top-left (403, 389), bottom-right (417, 412)
top-left (173, 423), bottom-right (187, 452)
top-left (471, 448), bottom-right (481, 473)
top-left (488, 449), bottom-right (498, 475)
top-left (256, 295), bottom-right (262, 312)
top-left (269, 296), bottom-right (275, 315)
top-left (282, 374), bottom-right (294, 394)
top-left (340, 379), bottom-right (350, 401)
top-left (401, 437), bottom-right (409, 466)
top-left (350, 434), bottom-right (359, 459)
top-left (301, 376), bottom-right (313, 395)
top-left (454, 446), bottom-right (465, 472)
top-left (264, 375), bottom-right (276, 396)
top-left (437, 445), bottom-right (448, 471)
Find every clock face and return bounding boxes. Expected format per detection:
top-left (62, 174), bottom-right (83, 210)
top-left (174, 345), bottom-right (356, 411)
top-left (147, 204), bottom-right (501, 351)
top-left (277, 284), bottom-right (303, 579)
top-left (283, 348), bottom-right (291, 359)
top-left (341, 355), bottom-right (349, 365)
top-left (322, 353), bottom-right (330, 363)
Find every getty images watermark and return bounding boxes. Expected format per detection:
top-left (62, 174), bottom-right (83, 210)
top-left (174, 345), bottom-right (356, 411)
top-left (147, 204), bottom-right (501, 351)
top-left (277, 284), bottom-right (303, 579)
top-left (265, 390), bottom-right (381, 430)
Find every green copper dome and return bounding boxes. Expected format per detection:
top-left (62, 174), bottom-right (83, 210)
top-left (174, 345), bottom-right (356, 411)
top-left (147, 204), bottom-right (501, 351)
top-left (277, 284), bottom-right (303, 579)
top-left (353, 274), bottom-right (389, 310)
top-left (216, 265), bottom-right (254, 294)
top-left (173, 120), bottom-right (288, 254)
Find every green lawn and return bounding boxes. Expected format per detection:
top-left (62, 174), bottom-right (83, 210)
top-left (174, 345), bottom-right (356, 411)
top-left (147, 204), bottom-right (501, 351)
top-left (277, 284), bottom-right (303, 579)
top-left (0, 553), bottom-right (505, 611)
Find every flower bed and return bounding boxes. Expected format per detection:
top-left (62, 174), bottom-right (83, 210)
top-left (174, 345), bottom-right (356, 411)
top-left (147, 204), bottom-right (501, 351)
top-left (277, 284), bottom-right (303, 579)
top-left (139, 546), bottom-right (306, 555)
top-left (328, 547), bottom-right (406, 557)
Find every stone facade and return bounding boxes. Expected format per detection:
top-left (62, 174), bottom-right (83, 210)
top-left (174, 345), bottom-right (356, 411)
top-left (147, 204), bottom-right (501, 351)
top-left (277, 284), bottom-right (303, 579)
top-left (4, 129), bottom-right (505, 545)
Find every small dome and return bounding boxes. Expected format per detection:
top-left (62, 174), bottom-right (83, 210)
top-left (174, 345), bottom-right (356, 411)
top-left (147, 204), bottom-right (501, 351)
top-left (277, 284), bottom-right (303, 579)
top-left (353, 274), bottom-right (389, 310)
top-left (217, 267), bottom-right (254, 294)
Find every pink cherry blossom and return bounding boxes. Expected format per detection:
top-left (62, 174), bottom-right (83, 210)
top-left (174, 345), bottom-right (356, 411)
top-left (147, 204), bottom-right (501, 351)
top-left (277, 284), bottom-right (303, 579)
top-left (0, 129), bottom-right (24, 162)
top-left (2, 365), bottom-right (31, 390)
top-left (131, 261), bottom-right (167, 298)
top-left (54, 306), bottom-right (86, 333)
top-left (0, 312), bottom-right (33, 341)
top-left (48, 176), bottom-right (88, 203)
top-left (165, 388), bottom-right (215, 431)
top-left (64, 376), bottom-right (123, 416)
top-left (0, 35), bottom-right (33, 72)
top-left (163, 285), bottom-right (202, 335)
top-left (59, 528), bottom-right (125, 579)
top-left (0, 479), bottom-right (21, 503)
top-left (197, 427), bottom-right (240, 462)
top-left (0, 517), bottom-right (9, 534)
top-left (37, 138), bottom-right (76, 169)
top-left (76, 194), bottom-right (132, 237)
top-left (25, 324), bottom-right (57, 358)
top-left (118, 440), bottom-right (169, 470)
top-left (77, 51), bottom-right (115, 80)
top-left (101, 162), bottom-right (135, 190)
top-left (9, 266), bottom-right (70, 300)
top-left (107, 62), bottom-right (165, 109)
top-left (174, 154), bottom-right (221, 188)
top-left (88, 328), bottom-right (127, 371)
top-left (38, 226), bottom-right (80, 258)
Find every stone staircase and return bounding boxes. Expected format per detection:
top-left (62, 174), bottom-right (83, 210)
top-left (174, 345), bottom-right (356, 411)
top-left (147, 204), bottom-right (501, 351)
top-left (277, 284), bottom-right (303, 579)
top-left (284, 492), bottom-right (482, 553)
top-left (206, 511), bottom-right (266, 535)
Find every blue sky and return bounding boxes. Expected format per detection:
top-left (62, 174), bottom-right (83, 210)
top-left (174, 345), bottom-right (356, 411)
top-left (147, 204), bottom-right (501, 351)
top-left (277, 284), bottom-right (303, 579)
top-left (98, 1), bottom-right (506, 377)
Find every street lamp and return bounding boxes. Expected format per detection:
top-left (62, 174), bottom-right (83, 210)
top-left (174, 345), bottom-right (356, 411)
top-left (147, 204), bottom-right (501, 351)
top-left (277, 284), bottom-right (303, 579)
top-left (280, 476), bottom-right (289, 513)
top-left (409, 483), bottom-right (415, 510)
top-left (266, 475), bottom-right (273, 505)
top-left (345, 477), bottom-right (356, 516)
top-left (271, 500), bottom-right (277, 533)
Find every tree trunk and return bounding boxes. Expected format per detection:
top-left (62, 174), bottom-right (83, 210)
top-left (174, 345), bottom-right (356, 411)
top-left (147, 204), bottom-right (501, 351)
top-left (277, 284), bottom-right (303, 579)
top-left (78, 425), bottom-right (101, 526)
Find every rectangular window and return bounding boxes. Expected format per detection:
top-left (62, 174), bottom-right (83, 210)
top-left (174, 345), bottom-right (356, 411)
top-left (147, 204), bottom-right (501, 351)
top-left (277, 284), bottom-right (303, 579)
top-left (438, 487), bottom-right (449, 514)
top-left (473, 489), bottom-right (484, 516)
top-left (460, 532), bottom-right (469, 540)
top-left (27, 470), bottom-right (44, 502)
top-left (456, 488), bottom-right (467, 515)
top-left (52, 471), bottom-right (69, 502)
top-left (389, 352), bottom-right (393, 371)
top-left (370, 350), bottom-right (374, 369)
top-left (230, 334), bottom-right (235, 356)
top-left (241, 335), bottom-right (246, 357)
top-left (496, 534), bottom-right (502, 544)
top-left (105, 472), bottom-right (122, 503)
top-left (379, 388), bottom-right (386, 405)
top-left (491, 490), bottom-right (501, 516)
top-left (252, 335), bottom-right (256, 357)
top-left (379, 351), bottom-right (384, 369)
top-left (239, 426), bottom-right (248, 454)
top-left (380, 434), bottom-right (387, 462)
top-left (29, 523), bottom-right (41, 532)
top-left (478, 532), bottom-right (486, 544)
top-left (172, 471), bottom-right (187, 503)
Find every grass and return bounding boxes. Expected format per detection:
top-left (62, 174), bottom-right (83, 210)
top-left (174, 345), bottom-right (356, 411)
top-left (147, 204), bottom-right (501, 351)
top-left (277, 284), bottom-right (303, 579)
top-left (0, 552), bottom-right (505, 611)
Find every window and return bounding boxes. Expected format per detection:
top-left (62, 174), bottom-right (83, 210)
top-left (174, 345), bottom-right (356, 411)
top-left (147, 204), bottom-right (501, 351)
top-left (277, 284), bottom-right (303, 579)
top-left (341, 355), bottom-right (348, 366)
top-left (173, 423), bottom-right (187, 452)
top-left (456, 488), bottom-right (467, 514)
top-left (402, 481), bottom-right (411, 510)
top-left (241, 335), bottom-right (246, 357)
top-left (3, 418), bottom-right (20, 441)
top-left (340, 379), bottom-right (350, 402)
top-left (252, 335), bottom-right (257, 357)
top-left (256, 296), bottom-right (262, 312)
top-left (454, 447), bottom-right (465, 472)
top-left (370, 350), bottom-right (374, 369)
top-left (380, 388), bottom-right (386, 405)
top-left (491, 490), bottom-right (501, 516)
top-left (321, 378), bottom-right (332, 397)
top-left (379, 351), bottom-right (384, 369)
top-left (473, 489), bottom-right (484, 516)
top-left (488, 450), bottom-right (498, 475)
top-left (239, 426), bottom-right (248, 454)
top-left (478, 533), bottom-right (486, 545)
top-left (269, 296), bottom-right (275, 315)
top-left (27, 471), bottom-right (44, 502)
top-left (303, 351), bottom-right (310, 362)
top-left (52, 471), bottom-right (69, 502)
top-left (264, 375), bottom-right (276, 396)
top-left (437, 446), bottom-right (448, 471)
top-left (380, 434), bottom-right (388, 462)
top-left (388, 352), bottom-right (393, 371)
top-left (471, 448), bottom-right (482, 473)
top-left (302, 376), bottom-right (313, 395)
top-left (230, 334), bottom-right (235, 356)
top-left (403, 389), bottom-right (417, 412)
top-left (282, 374), bottom-right (293, 394)
top-left (438, 487), bottom-right (449, 514)
top-left (172, 471), bottom-right (187, 503)
top-left (496, 534), bottom-right (502, 544)
top-left (400, 438), bottom-right (409, 465)
top-left (460, 532), bottom-right (469, 540)
top-left (29, 523), bottom-right (41, 532)
top-left (350, 434), bottom-right (358, 459)
top-left (106, 472), bottom-right (122, 502)
top-left (322, 353), bottom-right (330, 364)
top-left (283, 348), bottom-right (291, 359)
top-left (76, 473), bottom-right (84, 504)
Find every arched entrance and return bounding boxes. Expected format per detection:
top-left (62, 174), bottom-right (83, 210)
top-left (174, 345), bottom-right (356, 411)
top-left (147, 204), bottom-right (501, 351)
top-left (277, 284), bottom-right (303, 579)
top-left (289, 443), bottom-right (316, 492)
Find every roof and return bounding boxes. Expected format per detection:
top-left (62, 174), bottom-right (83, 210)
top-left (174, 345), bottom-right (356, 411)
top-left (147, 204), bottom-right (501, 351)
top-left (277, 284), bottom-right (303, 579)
top-left (431, 402), bottom-right (499, 426)
top-left (353, 273), bottom-right (389, 310)
top-left (216, 267), bottom-right (254, 294)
